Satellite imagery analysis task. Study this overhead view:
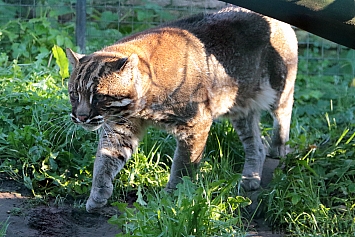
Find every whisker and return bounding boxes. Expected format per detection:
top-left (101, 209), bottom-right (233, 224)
top-left (49, 119), bottom-right (72, 144)
top-left (39, 113), bottom-right (72, 145)
top-left (68, 124), bottom-right (80, 153)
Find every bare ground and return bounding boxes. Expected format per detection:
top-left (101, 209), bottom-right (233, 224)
top-left (0, 158), bottom-right (283, 237)
top-left (0, 174), bottom-right (120, 237)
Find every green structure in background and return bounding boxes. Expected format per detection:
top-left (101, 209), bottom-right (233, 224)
top-left (224, 0), bottom-right (355, 49)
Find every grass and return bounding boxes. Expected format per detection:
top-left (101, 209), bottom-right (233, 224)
top-left (109, 176), bottom-right (250, 237)
top-left (1, 3), bottom-right (355, 236)
top-left (0, 217), bottom-right (9, 237)
top-left (263, 95), bottom-right (355, 235)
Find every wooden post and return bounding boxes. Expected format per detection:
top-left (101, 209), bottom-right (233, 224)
top-left (76, 0), bottom-right (86, 53)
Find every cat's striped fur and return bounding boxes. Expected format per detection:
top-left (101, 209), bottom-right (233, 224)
top-left (66, 7), bottom-right (298, 212)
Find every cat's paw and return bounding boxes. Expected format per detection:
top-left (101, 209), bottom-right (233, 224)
top-left (241, 176), bottom-right (261, 191)
top-left (86, 196), bottom-right (107, 212)
top-left (86, 186), bottom-right (113, 212)
top-left (164, 186), bottom-right (175, 193)
top-left (164, 181), bottom-right (178, 193)
top-left (269, 144), bottom-right (291, 158)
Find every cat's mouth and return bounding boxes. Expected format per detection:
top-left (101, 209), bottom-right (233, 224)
top-left (80, 123), bottom-right (102, 131)
top-left (70, 113), bottom-right (104, 131)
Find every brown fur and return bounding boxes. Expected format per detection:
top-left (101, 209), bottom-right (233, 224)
top-left (66, 7), bottom-right (297, 212)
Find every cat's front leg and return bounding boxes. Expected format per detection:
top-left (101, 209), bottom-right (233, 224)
top-left (86, 121), bottom-right (143, 212)
top-left (166, 117), bottom-right (212, 190)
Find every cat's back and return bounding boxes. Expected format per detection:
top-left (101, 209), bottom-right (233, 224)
top-left (112, 7), bottom-right (296, 71)
top-left (166, 7), bottom-right (296, 62)
top-left (165, 7), bottom-right (271, 45)
top-left (114, 7), bottom-right (273, 49)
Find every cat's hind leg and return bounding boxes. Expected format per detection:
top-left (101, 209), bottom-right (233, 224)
top-left (231, 111), bottom-right (265, 191)
top-left (269, 64), bottom-right (297, 158)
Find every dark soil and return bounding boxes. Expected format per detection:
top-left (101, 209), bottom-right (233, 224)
top-left (0, 174), bottom-right (119, 237)
top-left (0, 158), bottom-right (284, 237)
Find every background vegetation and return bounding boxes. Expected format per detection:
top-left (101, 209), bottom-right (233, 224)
top-left (0, 0), bottom-right (355, 236)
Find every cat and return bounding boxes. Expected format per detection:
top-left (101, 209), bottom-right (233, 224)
top-left (66, 6), bottom-right (298, 212)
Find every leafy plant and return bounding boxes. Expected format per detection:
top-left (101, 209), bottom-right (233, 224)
top-left (52, 45), bottom-right (69, 84)
top-left (109, 176), bottom-right (250, 237)
top-left (0, 56), bottom-right (95, 197)
top-left (265, 116), bottom-right (355, 235)
top-left (85, 0), bottom-right (178, 52)
top-left (0, 17), bottom-right (75, 63)
top-left (119, 0), bottom-right (176, 35)
top-left (111, 140), bottom-right (171, 202)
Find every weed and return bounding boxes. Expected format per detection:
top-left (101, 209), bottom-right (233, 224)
top-left (7, 207), bottom-right (23, 216)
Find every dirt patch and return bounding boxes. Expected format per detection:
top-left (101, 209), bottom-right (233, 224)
top-left (0, 174), bottom-right (120, 237)
top-left (0, 158), bottom-right (284, 236)
top-left (0, 192), bottom-right (120, 237)
top-left (27, 207), bottom-right (119, 237)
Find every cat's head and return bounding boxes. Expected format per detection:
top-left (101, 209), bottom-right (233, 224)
top-left (66, 48), bottom-right (140, 131)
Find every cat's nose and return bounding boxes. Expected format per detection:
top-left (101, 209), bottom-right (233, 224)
top-left (77, 114), bottom-right (89, 122)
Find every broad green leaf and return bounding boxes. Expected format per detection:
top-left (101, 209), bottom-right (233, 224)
top-left (52, 45), bottom-right (69, 80)
top-left (136, 186), bottom-right (147, 206)
top-left (291, 194), bottom-right (301, 205)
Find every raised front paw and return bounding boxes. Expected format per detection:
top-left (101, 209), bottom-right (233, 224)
top-left (241, 175), bottom-right (261, 191)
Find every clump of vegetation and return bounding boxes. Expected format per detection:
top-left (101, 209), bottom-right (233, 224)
top-left (109, 176), bottom-right (251, 236)
top-left (265, 127), bottom-right (355, 235)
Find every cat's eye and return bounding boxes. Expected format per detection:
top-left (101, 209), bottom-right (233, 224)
top-left (93, 94), bottom-right (106, 102)
top-left (70, 91), bottom-right (79, 101)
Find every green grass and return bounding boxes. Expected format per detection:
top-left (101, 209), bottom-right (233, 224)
top-left (1, 3), bottom-right (355, 236)
top-left (265, 126), bottom-right (355, 235)
top-left (0, 217), bottom-right (9, 237)
top-left (109, 176), bottom-right (250, 237)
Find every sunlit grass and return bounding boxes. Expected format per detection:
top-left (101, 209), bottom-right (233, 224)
top-left (109, 176), bottom-right (250, 237)
top-left (264, 101), bottom-right (355, 235)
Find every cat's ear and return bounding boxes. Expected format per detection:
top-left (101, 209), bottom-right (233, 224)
top-left (116, 54), bottom-right (139, 71)
top-left (66, 48), bottom-right (85, 68)
top-left (108, 57), bottom-right (129, 72)
top-left (114, 54), bottom-right (139, 86)
top-left (111, 54), bottom-right (139, 72)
